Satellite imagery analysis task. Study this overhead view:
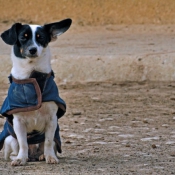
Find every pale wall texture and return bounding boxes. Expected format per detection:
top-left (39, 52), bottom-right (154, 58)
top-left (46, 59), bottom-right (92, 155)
top-left (1, 25), bottom-right (175, 84)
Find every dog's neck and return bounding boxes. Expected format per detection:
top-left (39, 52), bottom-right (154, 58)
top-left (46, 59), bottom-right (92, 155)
top-left (11, 46), bottom-right (52, 80)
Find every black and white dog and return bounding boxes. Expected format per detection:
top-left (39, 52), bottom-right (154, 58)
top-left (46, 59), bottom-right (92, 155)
top-left (0, 18), bottom-right (72, 165)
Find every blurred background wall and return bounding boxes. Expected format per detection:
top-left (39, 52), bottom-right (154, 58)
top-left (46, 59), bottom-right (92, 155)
top-left (0, 0), bottom-right (175, 25)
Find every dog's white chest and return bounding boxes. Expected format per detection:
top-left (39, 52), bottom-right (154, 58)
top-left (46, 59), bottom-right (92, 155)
top-left (13, 102), bottom-right (58, 133)
top-left (11, 46), bottom-right (52, 80)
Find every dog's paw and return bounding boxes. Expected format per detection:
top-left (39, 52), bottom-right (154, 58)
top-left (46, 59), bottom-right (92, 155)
top-left (11, 158), bottom-right (28, 166)
top-left (45, 155), bottom-right (59, 164)
top-left (39, 154), bottom-right (45, 161)
top-left (10, 155), bottom-right (17, 161)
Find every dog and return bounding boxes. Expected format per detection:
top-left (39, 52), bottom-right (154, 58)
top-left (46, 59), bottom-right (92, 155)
top-left (0, 18), bottom-right (72, 165)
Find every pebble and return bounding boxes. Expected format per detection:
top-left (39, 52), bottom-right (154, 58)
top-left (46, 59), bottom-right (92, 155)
top-left (72, 111), bottom-right (82, 115)
top-left (118, 134), bottom-right (134, 138)
top-left (95, 123), bottom-right (101, 128)
top-left (143, 119), bottom-right (149, 123)
top-left (170, 151), bottom-right (175, 157)
top-left (69, 134), bottom-right (84, 139)
top-left (83, 128), bottom-right (92, 132)
top-left (91, 97), bottom-right (100, 102)
top-left (99, 118), bottom-right (113, 122)
top-left (108, 126), bottom-right (120, 130)
top-left (170, 97), bottom-right (175, 100)
top-left (65, 140), bottom-right (71, 144)
top-left (97, 168), bottom-right (105, 172)
top-left (125, 143), bottom-right (131, 147)
top-left (88, 141), bottom-right (107, 145)
top-left (94, 129), bottom-right (105, 133)
top-left (152, 144), bottom-right (157, 149)
top-left (108, 132), bottom-right (120, 135)
top-left (162, 124), bottom-right (169, 127)
top-left (141, 136), bottom-right (159, 141)
top-left (166, 141), bottom-right (175, 145)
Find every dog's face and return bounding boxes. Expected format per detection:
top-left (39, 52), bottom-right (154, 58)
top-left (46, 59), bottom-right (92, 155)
top-left (1, 19), bottom-right (72, 58)
top-left (14, 24), bottom-right (49, 58)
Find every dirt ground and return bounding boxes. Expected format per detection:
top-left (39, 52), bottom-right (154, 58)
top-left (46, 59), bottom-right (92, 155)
top-left (1, 22), bottom-right (175, 175)
top-left (0, 82), bottom-right (175, 174)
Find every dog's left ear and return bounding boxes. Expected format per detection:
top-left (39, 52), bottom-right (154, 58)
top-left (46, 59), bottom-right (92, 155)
top-left (44, 18), bottom-right (72, 42)
top-left (1, 23), bottom-right (22, 45)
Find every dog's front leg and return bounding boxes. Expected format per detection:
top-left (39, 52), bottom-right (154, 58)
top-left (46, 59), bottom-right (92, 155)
top-left (11, 117), bottom-right (28, 166)
top-left (44, 114), bottom-right (59, 164)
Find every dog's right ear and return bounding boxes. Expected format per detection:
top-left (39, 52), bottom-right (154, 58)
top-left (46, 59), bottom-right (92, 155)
top-left (1, 23), bottom-right (22, 45)
top-left (43, 18), bottom-right (72, 42)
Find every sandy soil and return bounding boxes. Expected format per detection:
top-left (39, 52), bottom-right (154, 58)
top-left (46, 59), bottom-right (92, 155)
top-left (0, 82), bottom-right (175, 174)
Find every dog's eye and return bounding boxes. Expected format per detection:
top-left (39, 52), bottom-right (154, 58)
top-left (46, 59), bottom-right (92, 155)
top-left (20, 34), bottom-right (28, 41)
top-left (23, 34), bottom-right (28, 39)
top-left (36, 34), bottom-right (43, 40)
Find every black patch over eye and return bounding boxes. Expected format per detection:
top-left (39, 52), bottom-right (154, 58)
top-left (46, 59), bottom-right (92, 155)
top-left (18, 25), bottom-right (32, 43)
top-left (35, 27), bottom-right (49, 47)
top-left (13, 25), bottom-right (33, 59)
top-left (19, 33), bottom-right (29, 42)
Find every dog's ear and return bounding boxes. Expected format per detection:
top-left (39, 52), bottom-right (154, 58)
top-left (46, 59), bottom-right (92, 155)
top-left (1, 23), bottom-right (22, 45)
top-left (44, 18), bottom-right (72, 42)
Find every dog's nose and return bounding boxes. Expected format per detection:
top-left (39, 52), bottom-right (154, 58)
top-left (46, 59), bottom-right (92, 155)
top-left (29, 47), bottom-right (37, 55)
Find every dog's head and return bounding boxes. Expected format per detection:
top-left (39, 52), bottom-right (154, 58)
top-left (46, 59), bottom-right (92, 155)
top-left (1, 18), bottom-right (72, 58)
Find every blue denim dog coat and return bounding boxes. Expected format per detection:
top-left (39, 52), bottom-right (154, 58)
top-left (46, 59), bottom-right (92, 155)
top-left (0, 71), bottom-right (66, 154)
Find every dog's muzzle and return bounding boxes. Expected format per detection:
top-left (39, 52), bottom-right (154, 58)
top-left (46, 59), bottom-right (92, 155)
top-left (28, 47), bottom-right (38, 57)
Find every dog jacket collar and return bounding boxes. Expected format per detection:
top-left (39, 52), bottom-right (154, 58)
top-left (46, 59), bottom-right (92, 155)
top-left (0, 70), bottom-right (66, 153)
